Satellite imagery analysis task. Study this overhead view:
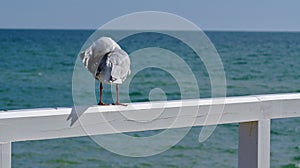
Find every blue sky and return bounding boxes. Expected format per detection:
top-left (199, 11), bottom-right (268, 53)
top-left (1, 0), bottom-right (300, 31)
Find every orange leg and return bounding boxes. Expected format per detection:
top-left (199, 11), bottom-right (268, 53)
top-left (113, 84), bottom-right (127, 106)
top-left (98, 82), bottom-right (109, 106)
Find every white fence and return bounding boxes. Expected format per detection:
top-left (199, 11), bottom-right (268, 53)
top-left (1, 93), bottom-right (300, 168)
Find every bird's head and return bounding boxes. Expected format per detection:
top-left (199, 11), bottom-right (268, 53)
top-left (92, 37), bottom-right (121, 57)
top-left (80, 36), bottom-right (124, 77)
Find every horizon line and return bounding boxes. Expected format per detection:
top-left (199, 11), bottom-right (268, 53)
top-left (1, 27), bottom-right (300, 33)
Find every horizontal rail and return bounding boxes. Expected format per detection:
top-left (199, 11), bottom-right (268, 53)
top-left (1, 93), bottom-right (300, 143)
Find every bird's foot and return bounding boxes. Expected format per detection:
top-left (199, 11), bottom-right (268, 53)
top-left (112, 102), bottom-right (127, 106)
top-left (98, 101), bottom-right (110, 106)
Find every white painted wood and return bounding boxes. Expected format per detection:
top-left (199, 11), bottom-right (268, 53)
top-left (0, 93), bottom-right (299, 168)
top-left (0, 93), bottom-right (299, 143)
top-left (258, 120), bottom-right (270, 168)
top-left (0, 142), bottom-right (11, 168)
top-left (238, 120), bottom-right (270, 168)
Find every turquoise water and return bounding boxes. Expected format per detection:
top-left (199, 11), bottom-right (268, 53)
top-left (1, 29), bottom-right (300, 167)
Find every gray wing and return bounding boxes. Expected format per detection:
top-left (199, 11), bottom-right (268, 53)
top-left (108, 49), bottom-right (131, 84)
top-left (80, 44), bottom-right (106, 76)
top-left (95, 53), bottom-right (112, 83)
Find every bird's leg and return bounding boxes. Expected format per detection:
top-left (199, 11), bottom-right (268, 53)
top-left (113, 84), bottom-right (127, 106)
top-left (98, 82), bottom-right (109, 106)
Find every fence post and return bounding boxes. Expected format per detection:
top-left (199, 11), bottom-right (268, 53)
top-left (0, 142), bottom-right (11, 168)
top-left (238, 120), bottom-right (270, 168)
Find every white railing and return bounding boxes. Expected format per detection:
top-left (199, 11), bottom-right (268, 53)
top-left (1, 93), bottom-right (300, 168)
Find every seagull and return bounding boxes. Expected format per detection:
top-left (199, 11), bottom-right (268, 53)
top-left (80, 37), bottom-right (131, 106)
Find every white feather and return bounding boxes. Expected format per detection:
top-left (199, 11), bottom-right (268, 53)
top-left (80, 37), bottom-right (130, 84)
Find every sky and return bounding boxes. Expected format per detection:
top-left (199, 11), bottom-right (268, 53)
top-left (0, 0), bottom-right (300, 31)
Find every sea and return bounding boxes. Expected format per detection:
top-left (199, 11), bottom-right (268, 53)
top-left (1, 29), bottom-right (300, 168)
